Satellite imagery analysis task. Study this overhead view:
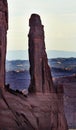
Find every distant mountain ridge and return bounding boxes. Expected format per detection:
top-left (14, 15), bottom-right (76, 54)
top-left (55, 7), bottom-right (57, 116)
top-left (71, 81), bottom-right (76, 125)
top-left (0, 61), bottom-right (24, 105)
top-left (6, 50), bottom-right (76, 60)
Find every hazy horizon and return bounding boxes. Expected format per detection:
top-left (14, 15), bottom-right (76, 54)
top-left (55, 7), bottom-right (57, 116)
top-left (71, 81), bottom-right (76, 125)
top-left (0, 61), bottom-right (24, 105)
top-left (6, 50), bottom-right (76, 60)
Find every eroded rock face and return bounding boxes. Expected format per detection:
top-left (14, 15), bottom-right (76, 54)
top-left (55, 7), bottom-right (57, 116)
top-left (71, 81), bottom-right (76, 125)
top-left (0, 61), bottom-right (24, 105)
top-left (0, 0), bottom-right (8, 87)
top-left (28, 14), bottom-right (54, 93)
top-left (0, 90), bottom-right (68, 130)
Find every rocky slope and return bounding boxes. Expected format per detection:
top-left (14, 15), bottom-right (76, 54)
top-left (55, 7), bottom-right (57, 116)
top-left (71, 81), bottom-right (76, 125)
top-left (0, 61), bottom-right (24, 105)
top-left (0, 87), bottom-right (68, 130)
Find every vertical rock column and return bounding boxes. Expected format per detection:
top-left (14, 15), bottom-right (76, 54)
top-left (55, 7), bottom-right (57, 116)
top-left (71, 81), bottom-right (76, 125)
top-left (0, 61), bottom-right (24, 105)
top-left (28, 14), bottom-right (54, 93)
top-left (0, 0), bottom-right (8, 87)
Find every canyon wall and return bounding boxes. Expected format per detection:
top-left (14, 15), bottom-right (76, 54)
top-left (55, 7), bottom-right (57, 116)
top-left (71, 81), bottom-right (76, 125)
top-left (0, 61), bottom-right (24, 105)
top-left (0, 0), bottom-right (8, 87)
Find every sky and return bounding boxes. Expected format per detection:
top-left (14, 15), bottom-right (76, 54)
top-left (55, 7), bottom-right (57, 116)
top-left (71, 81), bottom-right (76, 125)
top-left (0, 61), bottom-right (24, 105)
top-left (7, 0), bottom-right (76, 52)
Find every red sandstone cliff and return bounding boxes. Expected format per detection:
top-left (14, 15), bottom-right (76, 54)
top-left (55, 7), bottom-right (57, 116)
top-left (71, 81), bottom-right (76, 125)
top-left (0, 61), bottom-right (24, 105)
top-left (0, 0), bottom-right (8, 87)
top-left (0, 2), bottom-right (68, 128)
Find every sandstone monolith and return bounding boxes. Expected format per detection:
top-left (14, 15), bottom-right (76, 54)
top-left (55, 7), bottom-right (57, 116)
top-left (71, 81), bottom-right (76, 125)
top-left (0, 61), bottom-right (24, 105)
top-left (28, 14), bottom-right (68, 130)
top-left (0, 0), bottom-right (8, 87)
top-left (28, 14), bottom-right (54, 93)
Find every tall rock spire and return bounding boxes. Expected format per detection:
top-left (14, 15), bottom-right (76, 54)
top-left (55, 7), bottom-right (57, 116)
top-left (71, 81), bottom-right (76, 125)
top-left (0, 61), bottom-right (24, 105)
top-left (0, 0), bottom-right (8, 87)
top-left (28, 14), bottom-right (54, 93)
top-left (28, 14), bottom-right (68, 130)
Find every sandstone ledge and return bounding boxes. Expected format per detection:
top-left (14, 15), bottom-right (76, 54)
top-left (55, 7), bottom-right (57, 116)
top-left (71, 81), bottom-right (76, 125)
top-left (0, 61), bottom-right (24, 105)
top-left (0, 88), bottom-right (68, 130)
